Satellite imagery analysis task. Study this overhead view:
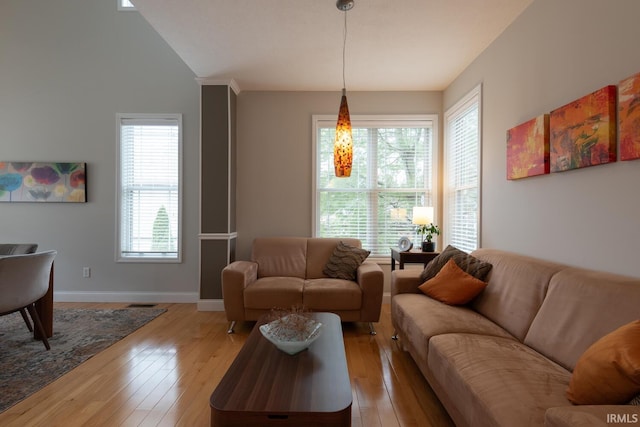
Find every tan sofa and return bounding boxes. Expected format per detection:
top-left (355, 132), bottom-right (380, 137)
top-left (391, 248), bottom-right (640, 427)
top-left (222, 237), bottom-right (384, 334)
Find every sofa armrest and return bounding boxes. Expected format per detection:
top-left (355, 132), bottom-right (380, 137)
top-left (221, 261), bottom-right (258, 321)
top-left (545, 405), bottom-right (639, 427)
top-left (391, 268), bottom-right (423, 297)
top-left (357, 261), bottom-right (384, 322)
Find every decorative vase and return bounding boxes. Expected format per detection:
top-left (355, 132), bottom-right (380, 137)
top-left (422, 241), bottom-right (436, 252)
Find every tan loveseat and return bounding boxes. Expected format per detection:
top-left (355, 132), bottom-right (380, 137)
top-left (391, 248), bottom-right (640, 427)
top-left (222, 237), bottom-right (384, 334)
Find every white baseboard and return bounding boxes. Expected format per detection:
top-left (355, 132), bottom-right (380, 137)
top-left (197, 299), bottom-right (225, 311)
top-left (197, 296), bottom-right (388, 313)
top-left (198, 298), bottom-right (391, 311)
top-left (54, 291), bottom-right (199, 303)
top-left (383, 292), bottom-right (391, 305)
top-left (54, 293), bottom-right (387, 311)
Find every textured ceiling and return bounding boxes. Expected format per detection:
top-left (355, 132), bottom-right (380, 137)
top-left (132, 0), bottom-right (533, 91)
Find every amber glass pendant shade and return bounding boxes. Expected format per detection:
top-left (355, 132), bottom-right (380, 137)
top-left (334, 90), bottom-right (353, 177)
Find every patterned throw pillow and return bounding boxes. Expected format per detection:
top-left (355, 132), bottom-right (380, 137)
top-left (419, 245), bottom-right (492, 283)
top-left (323, 241), bottom-right (371, 280)
top-left (629, 395), bottom-right (640, 405)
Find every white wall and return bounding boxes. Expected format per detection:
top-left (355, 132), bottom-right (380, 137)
top-left (0, 0), bottom-right (201, 301)
top-left (444, 0), bottom-right (640, 277)
top-left (236, 90), bottom-right (442, 261)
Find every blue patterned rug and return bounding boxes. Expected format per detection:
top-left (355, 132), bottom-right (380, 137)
top-left (0, 307), bottom-right (166, 413)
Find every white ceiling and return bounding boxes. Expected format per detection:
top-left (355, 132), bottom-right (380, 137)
top-left (132, 0), bottom-right (533, 92)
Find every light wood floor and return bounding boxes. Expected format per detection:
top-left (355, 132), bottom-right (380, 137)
top-left (0, 303), bottom-right (453, 427)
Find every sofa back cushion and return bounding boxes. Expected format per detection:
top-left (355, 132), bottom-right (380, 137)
top-left (470, 249), bottom-right (565, 341)
top-left (524, 267), bottom-right (640, 371)
top-left (306, 238), bottom-right (361, 279)
top-left (252, 237), bottom-right (308, 279)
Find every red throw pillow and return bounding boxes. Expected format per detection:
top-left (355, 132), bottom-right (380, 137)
top-left (418, 258), bottom-right (488, 305)
top-left (567, 320), bottom-right (640, 405)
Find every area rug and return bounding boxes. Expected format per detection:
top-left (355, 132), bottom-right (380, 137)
top-left (0, 307), bottom-right (166, 413)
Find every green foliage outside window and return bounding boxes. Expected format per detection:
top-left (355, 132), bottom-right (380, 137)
top-left (151, 205), bottom-right (171, 252)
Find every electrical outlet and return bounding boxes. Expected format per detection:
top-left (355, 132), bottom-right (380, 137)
top-left (83, 267), bottom-right (91, 278)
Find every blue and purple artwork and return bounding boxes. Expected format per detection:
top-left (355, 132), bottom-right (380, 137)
top-left (0, 162), bottom-right (86, 202)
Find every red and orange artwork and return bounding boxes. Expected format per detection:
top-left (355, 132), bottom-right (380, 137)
top-left (619, 71), bottom-right (640, 161)
top-left (506, 114), bottom-right (549, 180)
top-left (549, 85), bottom-right (617, 172)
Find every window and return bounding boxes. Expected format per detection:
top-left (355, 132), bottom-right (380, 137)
top-left (444, 85), bottom-right (481, 253)
top-left (118, 0), bottom-right (135, 11)
top-left (116, 114), bottom-right (182, 262)
top-left (313, 115), bottom-right (437, 258)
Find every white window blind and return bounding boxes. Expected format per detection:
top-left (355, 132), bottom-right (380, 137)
top-left (117, 114), bottom-right (182, 261)
top-left (444, 86), bottom-right (481, 253)
top-left (313, 116), bottom-right (437, 257)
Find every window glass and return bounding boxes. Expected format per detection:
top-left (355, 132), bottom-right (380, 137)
top-left (116, 114), bottom-right (181, 261)
top-left (444, 85), bottom-right (481, 253)
top-left (314, 116), bottom-right (437, 257)
top-left (118, 0), bottom-right (135, 11)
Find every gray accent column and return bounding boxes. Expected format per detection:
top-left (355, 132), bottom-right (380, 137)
top-left (199, 82), bottom-right (237, 302)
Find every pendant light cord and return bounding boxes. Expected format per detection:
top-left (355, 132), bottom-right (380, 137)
top-left (342, 10), bottom-right (348, 90)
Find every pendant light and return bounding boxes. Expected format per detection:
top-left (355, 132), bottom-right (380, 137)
top-left (334, 0), bottom-right (354, 178)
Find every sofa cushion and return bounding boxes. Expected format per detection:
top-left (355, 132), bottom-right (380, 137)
top-left (567, 320), bottom-right (640, 405)
top-left (303, 278), bottom-right (362, 311)
top-left (306, 237), bottom-right (361, 279)
top-left (391, 293), bottom-right (516, 367)
top-left (470, 248), bottom-right (566, 342)
top-left (428, 333), bottom-right (572, 427)
top-left (419, 245), bottom-right (492, 283)
top-left (243, 277), bottom-right (304, 309)
top-left (524, 267), bottom-right (640, 371)
top-left (251, 237), bottom-right (308, 279)
top-left (418, 259), bottom-right (487, 305)
top-left (322, 241), bottom-right (370, 280)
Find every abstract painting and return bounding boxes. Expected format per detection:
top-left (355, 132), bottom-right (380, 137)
top-left (618, 71), bottom-right (640, 161)
top-left (0, 162), bottom-right (86, 202)
top-left (506, 114), bottom-right (549, 180)
top-left (549, 85), bottom-right (617, 172)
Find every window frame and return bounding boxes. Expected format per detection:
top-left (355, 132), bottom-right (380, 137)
top-left (312, 114), bottom-right (438, 261)
top-left (443, 84), bottom-right (482, 253)
top-left (115, 113), bottom-right (183, 263)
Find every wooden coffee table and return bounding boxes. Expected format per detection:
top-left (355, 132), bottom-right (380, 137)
top-left (210, 312), bottom-right (352, 427)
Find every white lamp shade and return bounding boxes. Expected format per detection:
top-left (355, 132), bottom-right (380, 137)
top-left (412, 206), bottom-right (434, 225)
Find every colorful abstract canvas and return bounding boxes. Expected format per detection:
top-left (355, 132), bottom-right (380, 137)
top-left (618, 71), bottom-right (640, 161)
top-left (506, 114), bottom-right (549, 180)
top-left (549, 85), bottom-right (617, 172)
top-left (0, 162), bottom-right (86, 202)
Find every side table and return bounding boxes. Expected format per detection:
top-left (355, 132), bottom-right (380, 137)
top-left (390, 248), bottom-right (439, 271)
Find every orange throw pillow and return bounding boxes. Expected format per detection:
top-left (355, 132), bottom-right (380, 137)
top-left (418, 258), bottom-right (487, 305)
top-left (567, 320), bottom-right (640, 405)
